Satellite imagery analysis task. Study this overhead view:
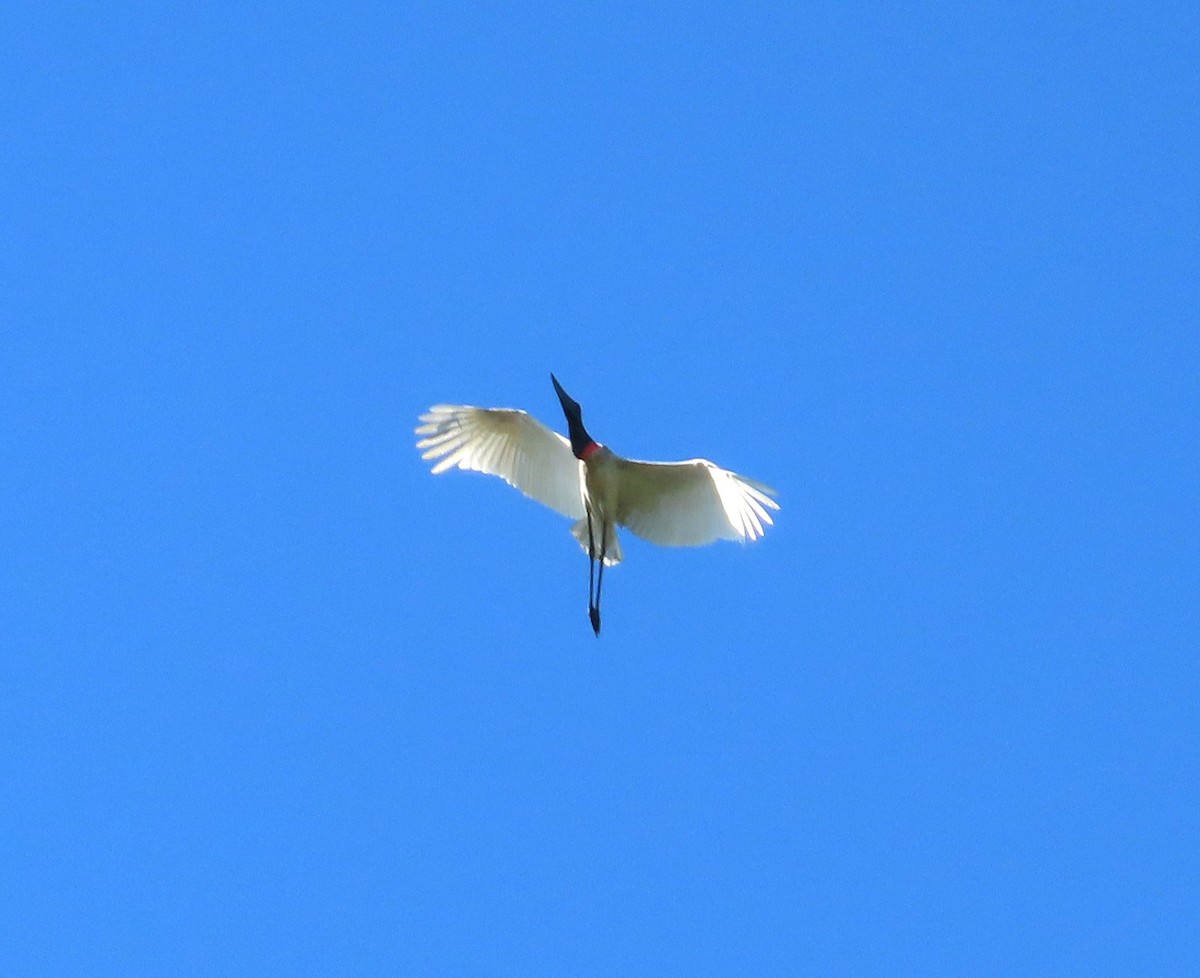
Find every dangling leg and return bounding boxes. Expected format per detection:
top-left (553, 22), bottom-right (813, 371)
top-left (590, 520), bottom-right (607, 636)
top-left (585, 506), bottom-right (597, 628)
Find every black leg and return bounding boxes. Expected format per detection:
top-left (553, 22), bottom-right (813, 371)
top-left (585, 507), bottom-right (596, 627)
top-left (590, 520), bottom-right (607, 636)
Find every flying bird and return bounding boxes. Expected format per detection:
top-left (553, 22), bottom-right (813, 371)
top-left (415, 374), bottom-right (779, 635)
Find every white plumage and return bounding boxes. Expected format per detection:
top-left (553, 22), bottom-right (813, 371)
top-left (416, 405), bottom-right (585, 519)
top-left (416, 376), bottom-right (779, 634)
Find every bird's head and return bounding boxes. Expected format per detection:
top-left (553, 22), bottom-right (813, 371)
top-left (550, 373), bottom-right (599, 460)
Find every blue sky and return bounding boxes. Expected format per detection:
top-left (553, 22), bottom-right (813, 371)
top-left (5, 2), bottom-right (1198, 974)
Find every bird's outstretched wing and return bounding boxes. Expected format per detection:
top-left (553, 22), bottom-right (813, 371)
top-left (416, 405), bottom-right (586, 519)
top-left (614, 457), bottom-right (779, 547)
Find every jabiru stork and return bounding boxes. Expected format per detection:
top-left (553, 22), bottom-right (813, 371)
top-left (416, 374), bottom-right (779, 635)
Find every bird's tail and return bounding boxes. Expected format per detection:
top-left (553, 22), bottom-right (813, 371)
top-left (571, 518), bottom-right (623, 566)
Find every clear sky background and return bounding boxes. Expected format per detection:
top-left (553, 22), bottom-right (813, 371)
top-left (5, 2), bottom-right (1198, 975)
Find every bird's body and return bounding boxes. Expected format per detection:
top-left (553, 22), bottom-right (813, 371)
top-left (577, 446), bottom-right (623, 565)
top-left (416, 375), bottom-right (778, 633)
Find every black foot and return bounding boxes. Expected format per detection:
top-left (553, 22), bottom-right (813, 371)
top-left (589, 606), bottom-right (601, 636)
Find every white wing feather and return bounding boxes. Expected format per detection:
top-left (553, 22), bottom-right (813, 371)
top-left (415, 405), bottom-right (585, 519)
top-left (614, 457), bottom-right (779, 547)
